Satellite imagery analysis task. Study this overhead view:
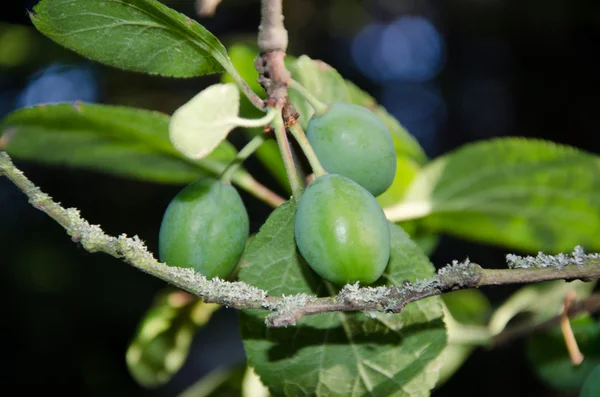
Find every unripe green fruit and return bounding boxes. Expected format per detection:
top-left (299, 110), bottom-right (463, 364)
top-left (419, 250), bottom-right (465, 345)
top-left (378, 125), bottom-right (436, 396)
top-left (158, 178), bottom-right (249, 279)
top-left (306, 102), bottom-right (397, 197)
top-left (294, 174), bottom-right (391, 285)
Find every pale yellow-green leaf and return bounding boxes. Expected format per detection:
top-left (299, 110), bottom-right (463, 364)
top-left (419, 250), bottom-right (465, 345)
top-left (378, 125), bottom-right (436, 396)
top-left (126, 288), bottom-right (221, 388)
top-left (169, 83), bottom-right (240, 159)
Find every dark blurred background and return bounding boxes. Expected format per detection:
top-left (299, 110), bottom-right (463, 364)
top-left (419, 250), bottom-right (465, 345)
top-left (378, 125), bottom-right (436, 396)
top-left (1, 0), bottom-right (599, 396)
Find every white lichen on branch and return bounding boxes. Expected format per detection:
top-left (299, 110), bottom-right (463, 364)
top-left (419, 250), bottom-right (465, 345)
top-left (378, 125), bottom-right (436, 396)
top-left (2, 151), bottom-right (600, 327)
top-left (507, 246), bottom-right (599, 269)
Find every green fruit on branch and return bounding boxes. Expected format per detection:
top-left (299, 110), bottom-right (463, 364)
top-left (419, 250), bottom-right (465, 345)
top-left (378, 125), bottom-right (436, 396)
top-left (158, 178), bottom-right (249, 279)
top-left (306, 102), bottom-right (397, 197)
top-left (294, 174), bottom-right (391, 285)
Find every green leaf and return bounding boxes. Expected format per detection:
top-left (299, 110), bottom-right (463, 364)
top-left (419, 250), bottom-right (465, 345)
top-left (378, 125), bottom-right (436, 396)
top-left (126, 288), bottom-right (220, 388)
top-left (434, 290), bottom-right (492, 388)
top-left (169, 83), bottom-right (240, 159)
top-left (238, 201), bottom-right (446, 397)
top-left (527, 314), bottom-right (600, 391)
top-left (434, 345), bottom-right (473, 389)
top-left (30, 0), bottom-right (232, 77)
top-left (176, 365), bottom-right (246, 397)
top-left (399, 138), bottom-right (600, 253)
top-left (346, 80), bottom-right (428, 165)
top-left (412, 232), bottom-right (440, 257)
top-left (488, 280), bottom-right (596, 335)
top-left (241, 366), bottom-right (270, 397)
top-left (376, 157), bottom-right (421, 208)
top-left (287, 55), bottom-right (351, 128)
top-left (0, 103), bottom-right (237, 184)
top-left (176, 364), bottom-right (269, 397)
top-left (221, 44), bottom-right (265, 100)
top-left (581, 364), bottom-right (600, 397)
top-left (443, 289), bottom-right (491, 326)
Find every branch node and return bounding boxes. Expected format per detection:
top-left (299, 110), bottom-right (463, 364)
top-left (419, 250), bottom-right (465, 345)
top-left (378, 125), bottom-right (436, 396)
top-left (255, 51), bottom-right (290, 109)
top-left (438, 259), bottom-right (482, 290)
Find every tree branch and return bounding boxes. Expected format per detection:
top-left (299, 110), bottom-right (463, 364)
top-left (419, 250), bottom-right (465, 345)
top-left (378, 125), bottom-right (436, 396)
top-left (269, 257), bottom-right (600, 327)
top-left (255, 0), bottom-right (303, 198)
top-left (2, 150), bottom-right (600, 328)
top-left (258, 0), bottom-right (288, 52)
top-left (256, 0), bottom-right (291, 109)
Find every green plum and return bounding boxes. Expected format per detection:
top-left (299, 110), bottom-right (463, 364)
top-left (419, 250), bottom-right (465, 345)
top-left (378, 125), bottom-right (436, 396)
top-left (158, 178), bottom-right (249, 279)
top-left (306, 102), bottom-right (397, 196)
top-left (294, 174), bottom-right (391, 285)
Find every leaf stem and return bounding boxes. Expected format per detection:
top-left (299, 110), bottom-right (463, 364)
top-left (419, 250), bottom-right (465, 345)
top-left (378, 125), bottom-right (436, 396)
top-left (176, 154), bottom-right (284, 207)
top-left (492, 294), bottom-right (600, 346)
top-left (288, 79), bottom-right (329, 116)
top-left (232, 107), bottom-right (278, 128)
top-left (224, 64), bottom-right (266, 111)
top-left (288, 123), bottom-right (327, 178)
top-left (220, 135), bottom-right (267, 184)
top-left (443, 304), bottom-right (492, 345)
top-left (272, 113), bottom-right (303, 201)
top-left (230, 171), bottom-right (285, 207)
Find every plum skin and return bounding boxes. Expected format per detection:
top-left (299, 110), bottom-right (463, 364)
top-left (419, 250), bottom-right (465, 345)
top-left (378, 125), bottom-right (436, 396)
top-left (158, 178), bottom-right (249, 279)
top-left (294, 174), bottom-right (391, 285)
top-left (306, 102), bottom-right (397, 197)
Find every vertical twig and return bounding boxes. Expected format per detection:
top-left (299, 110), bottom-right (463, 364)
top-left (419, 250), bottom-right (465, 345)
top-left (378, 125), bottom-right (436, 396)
top-left (258, 0), bottom-right (288, 52)
top-left (561, 290), bottom-right (585, 365)
top-left (288, 123), bottom-right (326, 178)
top-left (256, 0), bottom-right (290, 109)
top-left (256, 0), bottom-right (303, 197)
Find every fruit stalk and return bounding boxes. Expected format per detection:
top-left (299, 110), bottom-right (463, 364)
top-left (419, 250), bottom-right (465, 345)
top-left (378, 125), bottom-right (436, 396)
top-left (224, 64), bottom-right (266, 111)
top-left (288, 123), bottom-right (327, 178)
top-left (232, 107), bottom-right (279, 128)
top-left (230, 172), bottom-right (286, 207)
top-left (220, 134), bottom-right (267, 184)
top-left (288, 79), bottom-right (329, 116)
top-left (272, 113), bottom-right (303, 200)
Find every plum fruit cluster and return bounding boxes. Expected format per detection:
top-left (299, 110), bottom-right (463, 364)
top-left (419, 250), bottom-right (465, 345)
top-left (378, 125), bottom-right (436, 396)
top-left (295, 103), bottom-right (396, 285)
top-left (158, 100), bottom-right (395, 287)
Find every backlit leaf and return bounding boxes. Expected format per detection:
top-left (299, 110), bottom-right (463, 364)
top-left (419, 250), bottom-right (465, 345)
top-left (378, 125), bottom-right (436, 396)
top-left (238, 201), bottom-right (446, 396)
